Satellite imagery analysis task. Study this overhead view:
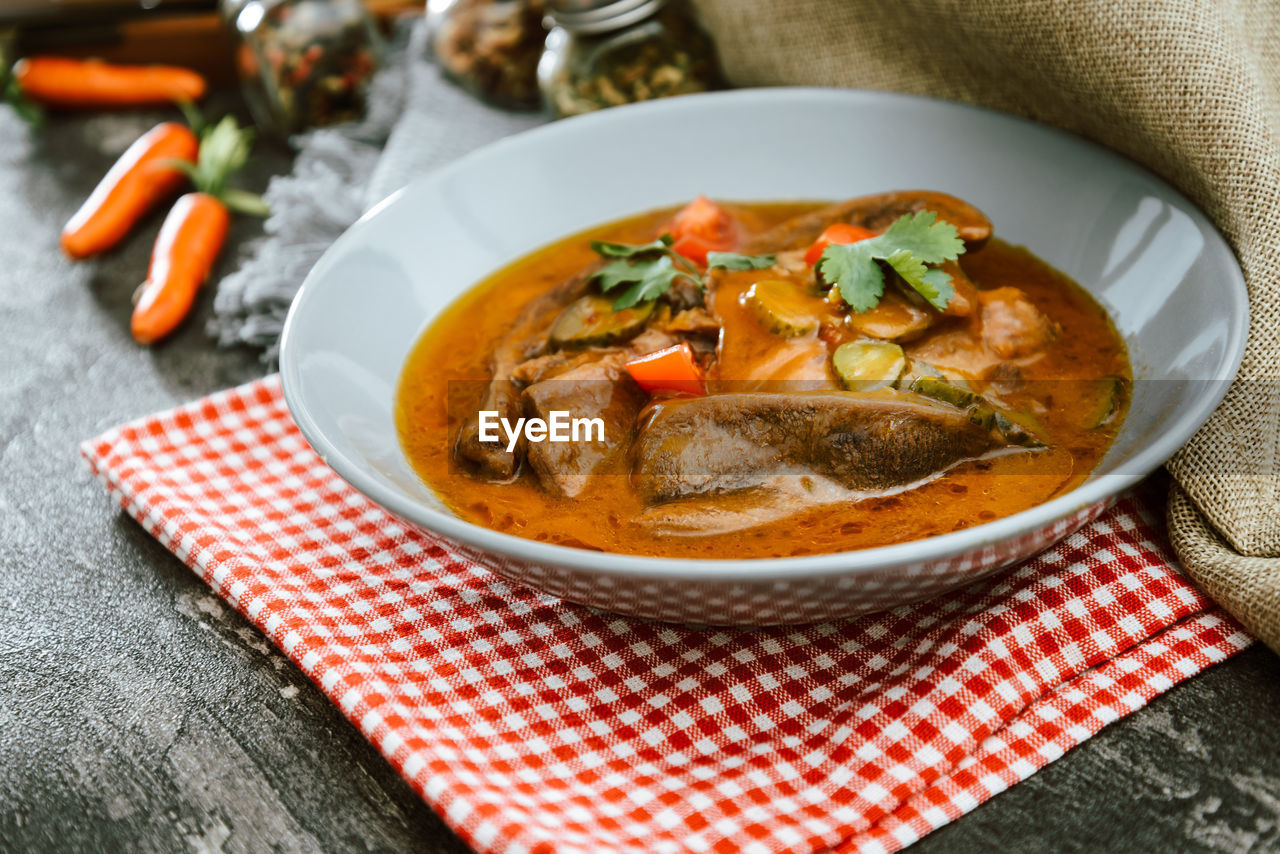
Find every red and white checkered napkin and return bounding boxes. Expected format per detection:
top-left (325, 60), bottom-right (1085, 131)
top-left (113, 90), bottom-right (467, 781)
top-left (82, 375), bottom-right (1250, 854)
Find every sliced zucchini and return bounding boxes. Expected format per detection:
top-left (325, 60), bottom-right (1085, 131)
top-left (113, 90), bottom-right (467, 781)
top-left (909, 376), bottom-right (1041, 447)
top-left (549, 294), bottom-right (654, 350)
top-left (990, 410), bottom-right (1039, 447)
top-left (894, 357), bottom-right (945, 391)
top-left (744, 279), bottom-right (821, 337)
top-left (909, 376), bottom-right (979, 409)
top-left (832, 340), bottom-right (906, 391)
top-left (1088, 375), bottom-right (1129, 429)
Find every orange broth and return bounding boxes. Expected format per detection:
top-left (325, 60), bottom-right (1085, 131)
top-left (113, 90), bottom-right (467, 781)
top-left (395, 202), bottom-right (1129, 558)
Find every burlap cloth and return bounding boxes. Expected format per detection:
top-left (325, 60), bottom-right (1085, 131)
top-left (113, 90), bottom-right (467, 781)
top-left (691, 0), bottom-right (1280, 651)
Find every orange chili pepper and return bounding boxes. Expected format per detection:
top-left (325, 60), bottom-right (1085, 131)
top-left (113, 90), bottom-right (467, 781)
top-left (625, 343), bottom-right (706, 396)
top-left (128, 114), bottom-right (267, 345)
top-left (61, 122), bottom-right (199, 259)
top-left (14, 57), bottom-right (207, 109)
top-left (803, 223), bottom-right (876, 267)
top-left (131, 192), bottom-right (229, 345)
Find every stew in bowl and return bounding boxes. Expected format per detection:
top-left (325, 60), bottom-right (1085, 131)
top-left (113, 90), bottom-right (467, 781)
top-left (396, 191), bottom-right (1130, 558)
top-left (281, 88), bottom-right (1246, 623)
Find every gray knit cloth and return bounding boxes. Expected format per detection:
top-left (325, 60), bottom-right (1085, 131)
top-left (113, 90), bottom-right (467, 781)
top-left (209, 20), bottom-right (545, 358)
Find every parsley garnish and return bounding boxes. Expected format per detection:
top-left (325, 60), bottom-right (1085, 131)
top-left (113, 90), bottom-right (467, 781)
top-left (818, 211), bottom-right (964, 312)
top-left (590, 235), bottom-right (700, 310)
top-left (589, 237), bottom-right (776, 310)
top-left (592, 236), bottom-right (674, 259)
top-left (705, 251), bottom-right (777, 271)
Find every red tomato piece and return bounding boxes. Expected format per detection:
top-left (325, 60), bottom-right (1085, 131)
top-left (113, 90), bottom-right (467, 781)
top-left (624, 343), bottom-right (705, 396)
top-left (803, 223), bottom-right (876, 266)
top-left (668, 195), bottom-right (738, 265)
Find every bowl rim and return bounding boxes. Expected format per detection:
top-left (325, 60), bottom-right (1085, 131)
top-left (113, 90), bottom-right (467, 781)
top-left (279, 86), bottom-right (1249, 582)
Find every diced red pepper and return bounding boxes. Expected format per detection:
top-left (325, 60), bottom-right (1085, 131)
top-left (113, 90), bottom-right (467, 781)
top-left (668, 195), bottom-right (738, 265)
top-left (803, 223), bottom-right (876, 266)
top-left (625, 343), bottom-right (705, 396)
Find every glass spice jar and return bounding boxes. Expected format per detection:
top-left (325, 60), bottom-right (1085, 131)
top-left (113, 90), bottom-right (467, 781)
top-left (537, 0), bottom-right (723, 119)
top-left (427, 0), bottom-right (548, 110)
top-left (220, 0), bottom-right (383, 137)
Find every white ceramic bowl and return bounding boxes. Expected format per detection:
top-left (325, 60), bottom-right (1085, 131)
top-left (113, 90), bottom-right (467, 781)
top-left (279, 88), bottom-right (1246, 624)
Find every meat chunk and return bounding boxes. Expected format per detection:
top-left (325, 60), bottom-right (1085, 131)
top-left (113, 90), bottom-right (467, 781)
top-left (455, 267), bottom-right (597, 479)
top-left (844, 288), bottom-right (936, 341)
top-left (663, 275), bottom-right (704, 311)
top-left (522, 354), bottom-right (647, 498)
top-left (516, 330), bottom-right (675, 497)
top-left (633, 390), bottom-right (1009, 504)
top-left (454, 379), bottom-right (524, 480)
top-left (979, 287), bottom-right (1057, 358)
top-left (937, 260), bottom-right (978, 318)
top-left (509, 349), bottom-right (607, 385)
top-left (661, 307), bottom-right (721, 338)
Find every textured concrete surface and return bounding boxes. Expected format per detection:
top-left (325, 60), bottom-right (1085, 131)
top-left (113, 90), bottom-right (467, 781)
top-left (0, 105), bottom-right (1277, 854)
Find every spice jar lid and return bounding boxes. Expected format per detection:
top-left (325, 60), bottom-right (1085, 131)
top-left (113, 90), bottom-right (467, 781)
top-left (545, 0), bottom-right (666, 34)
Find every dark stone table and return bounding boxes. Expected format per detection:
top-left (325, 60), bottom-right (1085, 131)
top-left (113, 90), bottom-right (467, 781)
top-left (1, 104), bottom-right (1277, 854)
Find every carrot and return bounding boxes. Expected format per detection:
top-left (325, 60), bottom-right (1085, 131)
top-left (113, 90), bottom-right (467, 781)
top-left (131, 193), bottom-right (229, 345)
top-left (14, 57), bottom-right (206, 109)
top-left (130, 115), bottom-right (267, 345)
top-left (61, 121), bottom-right (199, 259)
top-left (625, 343), bottom-right (705, 396)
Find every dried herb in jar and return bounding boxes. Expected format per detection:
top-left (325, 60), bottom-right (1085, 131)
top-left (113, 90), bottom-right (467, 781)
top-left (539, 0), bottom-right (724, 119)
top-left (223, 0), bottom-right (382, 136)
top-left (430, 0), bottom-right (548, 110)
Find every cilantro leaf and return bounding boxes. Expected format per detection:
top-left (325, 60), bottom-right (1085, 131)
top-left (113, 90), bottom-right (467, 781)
top-left (880, 250), bottom-right (953, 310)
top-left (591, 257), bottom-right (644, 292)
top-left (818, 212), bottom-right (966, 313)
top-left (881, 249), bottom-right (928, 288)
top-left (591, 235), bottom-right (673, 258)
top-left (878, 211), bottom-right (964, 264)
top-left (915, 268), bottom-right (957, 311)
top-left (607, 256), bottom-right (691, 310)
top-left (589, 232), bottom-right (702, 309)
top-left (820, 246), bottom-right (886, 312)
top-left (705, 251), bottom-right (776, 271)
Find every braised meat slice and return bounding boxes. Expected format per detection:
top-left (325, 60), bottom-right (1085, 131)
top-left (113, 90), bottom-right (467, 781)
top-left (518, 331), bottom-right (676, 497)
top-left (744, 190), bottom-right (993, 253)
top-left (633, 390), bottom-right (1008, 504)
top-left (979, 287), bottom-right (1058, 358)
top-left (661, 306), bottom-right (721, 338)
top-left (454, 379), bottom-right (524, 481)
top-left (844, 288), bottom-right (936, 342)
top-left (509, 349), bottom-right (608, 385)
top-left (522, 354), bottom-right (647, 498)
top-left (936, 260), bottom-right (979, 318)
top-left (455, 268), bottom-right (597, 479)
top-left (638, 474), bottom-right (859, 535)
